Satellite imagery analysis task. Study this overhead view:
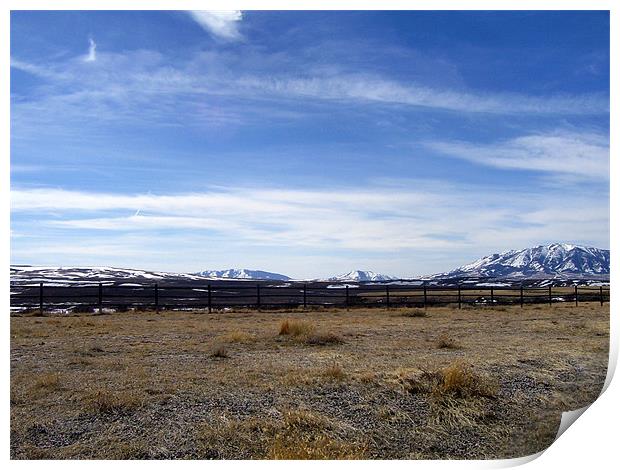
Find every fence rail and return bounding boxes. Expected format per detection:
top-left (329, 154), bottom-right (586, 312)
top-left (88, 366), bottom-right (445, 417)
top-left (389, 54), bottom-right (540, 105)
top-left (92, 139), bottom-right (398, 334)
top-left (10, 281), bottom-right (610, 314)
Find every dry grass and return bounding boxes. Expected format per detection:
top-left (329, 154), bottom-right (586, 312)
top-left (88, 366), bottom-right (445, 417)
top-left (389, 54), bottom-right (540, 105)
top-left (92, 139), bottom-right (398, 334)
top-left (398, 363), bottom-right (496, 398)
top-left (210, 344), bottom-right (229, 358)
top-left (268, 409), bottom-right (367, 459)
top-left (10, 303), bottom-right (609, 459)
top-left (436, 333), bottom-right (460, 349)
top-left (196, 409), bottom-right (366, 459)
top-left (304, 332), bottom-right (345, 346)
top-left (279, 319), bottom-right (343, 346)
top-left (33, 373), bottom-right (60, 390)
top-left (403, 309), bottom-right (428, 318)
top-left (322, 361), bottom-right (345, 380)
top-left (220, 330), bottom-right (256, 343)
top-left (86, 389), bottom-right (144, 414)
top-left (279, 319), bottom-right (315, 337)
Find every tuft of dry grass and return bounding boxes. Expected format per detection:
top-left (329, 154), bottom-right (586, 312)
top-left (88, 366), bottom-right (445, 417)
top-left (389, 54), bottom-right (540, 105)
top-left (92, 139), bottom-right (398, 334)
top-left (196, 408), bottom-right (366, 460)
top-left (33, 373), bottom-right (60, 390)
top-left (268, 409), bottom-right (367, 460)
top-left (436, 361), bottom-right (498, 399)
top-left (220, 330), bottom-right (256, 343)
top-left (304, 332), bottom-right (344, 346)
top-left (279, 319), bottom-right (315, 337)
top-left (75, 343), bottom-right (106, 357)
top-left (210, 344), bottom-right (229, 358)
top-left (400, 361), bottom-right (497, 399)
top-left (322, 361), bottom-right (345, 380)
top-left (86, 389), bottom-right (144, 414)
top-left (279, 319), bottom-right (343, 347)
top-left (436, 333), bottom-right (460, 349)
top-left (358, 371), bottom-right (377, 384)
top-left (403, 309), bottom-right (428, 318)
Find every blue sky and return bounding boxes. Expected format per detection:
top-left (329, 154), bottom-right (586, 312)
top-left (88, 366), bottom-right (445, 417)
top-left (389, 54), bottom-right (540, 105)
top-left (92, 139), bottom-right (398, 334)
top-left (10, 10), bottom-right (610, 278)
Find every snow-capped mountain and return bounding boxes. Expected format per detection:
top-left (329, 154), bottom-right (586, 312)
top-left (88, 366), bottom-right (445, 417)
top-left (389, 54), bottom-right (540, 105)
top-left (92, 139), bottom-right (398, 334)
top-left (436, 244), bottom-right (609, 279)
top-left (328, 270), bottom-right (396, 282)
top-left (9, 265), bottom-right (207, 286)
top-left (194, 268), bottom-right (291, 281)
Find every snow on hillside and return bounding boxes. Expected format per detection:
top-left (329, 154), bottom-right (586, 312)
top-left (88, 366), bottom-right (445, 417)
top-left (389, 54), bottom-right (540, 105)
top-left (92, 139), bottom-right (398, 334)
top-left (435, 243), bottom-right (609, 279)
top-left (194, 268), bottom-right (291, 281)
top-left (9, 266), bottom-right (207, 285)
top-left (328, 270), bottom-right (396, 282)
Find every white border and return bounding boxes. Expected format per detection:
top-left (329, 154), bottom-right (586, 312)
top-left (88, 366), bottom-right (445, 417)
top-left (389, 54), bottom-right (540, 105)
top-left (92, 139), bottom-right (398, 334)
top-left (3, 1), bottom-right (616, 468)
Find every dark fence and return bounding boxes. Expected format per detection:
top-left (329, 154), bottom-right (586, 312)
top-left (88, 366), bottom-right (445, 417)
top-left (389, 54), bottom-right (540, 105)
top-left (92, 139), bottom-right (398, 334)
top-left (10, 281), bottom-right (610, 314)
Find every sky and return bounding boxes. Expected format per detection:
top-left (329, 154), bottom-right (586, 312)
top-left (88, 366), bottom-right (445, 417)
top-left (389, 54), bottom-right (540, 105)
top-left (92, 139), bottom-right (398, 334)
top-left (9, 10), bottom-right (610, 278)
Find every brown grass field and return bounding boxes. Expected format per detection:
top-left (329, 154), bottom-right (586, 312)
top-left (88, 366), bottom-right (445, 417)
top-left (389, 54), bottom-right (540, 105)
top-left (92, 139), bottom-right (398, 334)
top-left (10, 302), bottom-right (609, 459)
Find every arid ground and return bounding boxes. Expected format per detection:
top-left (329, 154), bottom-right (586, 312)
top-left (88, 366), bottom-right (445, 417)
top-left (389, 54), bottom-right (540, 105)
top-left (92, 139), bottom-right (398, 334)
top-left (10, 303), bottom-right (609, 459)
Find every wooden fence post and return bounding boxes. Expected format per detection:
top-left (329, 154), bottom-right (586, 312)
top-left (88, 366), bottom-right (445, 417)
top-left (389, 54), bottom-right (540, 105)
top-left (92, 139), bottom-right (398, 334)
top-left (423, 283), bottom-right (427, 308)
top-left (520, 285), bottom-right (524, 308)
top-left (574, 285), bottom-right (578, 307)
top-left (386, 285), bottom-right (390, 309)
top-left (600, 286), bottom-right (604, 306)
top-left (208, 284), bottom-right (212, 313)
top-left (303, 284), bottom-right (307, 309)
top-left (548, 285), bottom-right (552, 306)
top-left (39, 282), bottom-right (43, 315)
top-left (490, 287), bottom-right (494, 304)
top-left (458, 284), bottom-right (462, 309)
top-left (345, 285), bottom-right (349, 308)
top-left (154, 283), bottom-right (159, 314)
top-left (98, 282), bottom-right (103, 314)
top-left (257, 284), bottom-right (261, 310)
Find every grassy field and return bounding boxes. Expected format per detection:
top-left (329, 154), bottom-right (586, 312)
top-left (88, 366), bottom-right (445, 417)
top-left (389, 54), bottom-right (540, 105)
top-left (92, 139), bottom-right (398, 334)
top-left (10, 303), bottom-right (609, 459)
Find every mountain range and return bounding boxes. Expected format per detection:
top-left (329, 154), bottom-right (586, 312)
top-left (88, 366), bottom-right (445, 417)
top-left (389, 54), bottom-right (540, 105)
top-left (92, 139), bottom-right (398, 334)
top-left (194, 268), bottom-right (291, 281)
top-left (10, 243), bottom-right (610, 284)
top-left (435, 243), bottom-right (609, 279)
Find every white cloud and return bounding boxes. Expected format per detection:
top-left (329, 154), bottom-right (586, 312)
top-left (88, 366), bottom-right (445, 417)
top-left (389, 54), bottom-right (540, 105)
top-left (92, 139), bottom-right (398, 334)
top-left (10, 183), bottom-right (609, 256)
top-left (10, 48), bottom-right (609, 145)
top-left (252, 75), bottom-right (609, 115)
top-left (85, 37), bottom-right (97, 62)
top-left (426, 131), bottom-right (609, 180)
top-left (188, 11), bottom-right (243, 41)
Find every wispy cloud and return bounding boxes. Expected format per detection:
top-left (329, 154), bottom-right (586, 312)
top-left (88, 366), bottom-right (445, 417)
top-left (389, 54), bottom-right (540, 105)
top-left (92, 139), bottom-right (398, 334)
top-left (10, 47), bottom-right (609, 144)
top-left (10, 183), bottom-right (609, 256)
top-left (251, 75), bottom-right (609, 116)
top-left (188, 11), bottom-right (243, 41)
top-left (426, 131), bottom-right (609, 180)
top-left (85, 37), bottom-right (96, 62)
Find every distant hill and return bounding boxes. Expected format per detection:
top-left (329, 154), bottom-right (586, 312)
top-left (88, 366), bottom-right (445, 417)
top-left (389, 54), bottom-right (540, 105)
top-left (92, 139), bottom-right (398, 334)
top-left (327, 270), bottom-right (396, 282)
top-left (434, 243), bottom-right (609, 279)
top-left (194, 268), bottom-right (291, 281)
top-left (9, 265), bottom-right (206, 285)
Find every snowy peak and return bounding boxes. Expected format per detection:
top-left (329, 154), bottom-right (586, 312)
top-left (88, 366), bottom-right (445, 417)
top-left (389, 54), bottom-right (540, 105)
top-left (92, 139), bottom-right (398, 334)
top-left (195, 268), bottom-right (291, 281)
top-left (9, 265), bottom-right (207, 285)
top-left (439, 244), bottom-right (609, 278)
top-left (328, 270), bottom-right (396, 282)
